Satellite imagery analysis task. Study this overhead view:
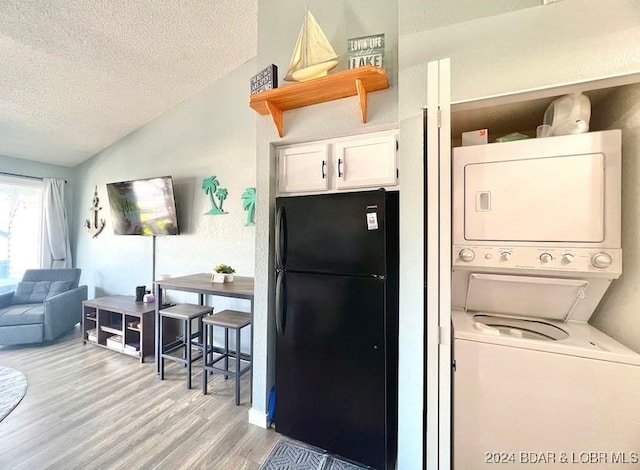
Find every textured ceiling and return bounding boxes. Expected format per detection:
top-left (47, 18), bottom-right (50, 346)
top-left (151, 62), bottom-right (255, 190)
top-left (0, 0), bottom-right (257, 167)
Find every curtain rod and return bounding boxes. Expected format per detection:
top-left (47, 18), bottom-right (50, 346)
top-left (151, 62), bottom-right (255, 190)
top-left (0, 171), bottom-right (67, 183)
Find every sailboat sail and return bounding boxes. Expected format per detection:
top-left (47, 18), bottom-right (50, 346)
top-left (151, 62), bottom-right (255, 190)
top-left (284, 10), bottom-right (339, 82)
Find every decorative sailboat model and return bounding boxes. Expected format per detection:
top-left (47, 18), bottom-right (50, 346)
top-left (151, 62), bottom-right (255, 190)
top-left (284, 10), bottom-right (339, 82)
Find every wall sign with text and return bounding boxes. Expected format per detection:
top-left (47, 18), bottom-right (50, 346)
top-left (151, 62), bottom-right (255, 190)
top-left (347, 34), bottom-right (385, 70)
top-left (250, 64), bottom-right (278, 95)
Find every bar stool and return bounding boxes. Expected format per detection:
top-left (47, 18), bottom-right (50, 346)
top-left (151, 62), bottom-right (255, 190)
top-left (202, 309), bottom-right (252, 405)
top-left (159, 303), bottom-right (213, 389)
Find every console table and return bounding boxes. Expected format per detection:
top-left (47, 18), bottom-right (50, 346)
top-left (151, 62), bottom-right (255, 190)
top-left (153, 274), bottom-right (255, 375)
top-left (82, 295), bottom-right (156, 363)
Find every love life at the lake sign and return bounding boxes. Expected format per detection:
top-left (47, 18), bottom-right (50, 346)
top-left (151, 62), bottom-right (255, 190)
top-left (347, 33), bottom-right (384, 70)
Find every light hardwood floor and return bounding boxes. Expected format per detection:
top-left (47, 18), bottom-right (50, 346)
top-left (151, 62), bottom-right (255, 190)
top-left (0, 326), bottom-right (279, 470)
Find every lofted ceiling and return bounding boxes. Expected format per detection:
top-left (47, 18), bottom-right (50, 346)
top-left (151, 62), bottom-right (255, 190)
top-left (0, 1), bottom-right (257, 167)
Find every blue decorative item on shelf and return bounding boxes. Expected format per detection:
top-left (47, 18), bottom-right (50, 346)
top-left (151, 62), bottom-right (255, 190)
top-left (202, 176), bottom-right (228, 215)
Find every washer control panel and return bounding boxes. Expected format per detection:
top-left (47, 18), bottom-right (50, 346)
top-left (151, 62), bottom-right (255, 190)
top-left (453, 245), bottom-right (621, 277)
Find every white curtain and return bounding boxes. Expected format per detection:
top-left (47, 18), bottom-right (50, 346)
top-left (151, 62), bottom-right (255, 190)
top-left (43, 178), bottom-right (72, 268)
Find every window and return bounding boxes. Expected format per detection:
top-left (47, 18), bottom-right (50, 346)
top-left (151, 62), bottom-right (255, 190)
top-left (0, 175), bottom-right (43, 293)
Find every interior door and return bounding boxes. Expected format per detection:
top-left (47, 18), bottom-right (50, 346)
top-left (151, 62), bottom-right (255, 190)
top-left (425, 58), bottom-right (452, 470)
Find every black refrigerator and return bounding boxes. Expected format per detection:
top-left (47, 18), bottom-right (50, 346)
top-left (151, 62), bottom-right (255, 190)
top-left (274, 189), bottom-right (399, 470)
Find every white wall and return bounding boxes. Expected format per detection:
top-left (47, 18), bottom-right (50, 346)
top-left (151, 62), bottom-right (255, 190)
top-left (590, 83), bottom-right (640, 352)
top-left (73, 60), bottom-right (257, 309)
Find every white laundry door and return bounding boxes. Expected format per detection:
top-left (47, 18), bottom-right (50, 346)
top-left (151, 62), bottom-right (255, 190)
top-left (425, 58), bottom-right (452, 470)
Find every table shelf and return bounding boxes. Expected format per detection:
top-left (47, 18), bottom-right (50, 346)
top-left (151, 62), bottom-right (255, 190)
top-left (101, 325), bottom-right (123, 335)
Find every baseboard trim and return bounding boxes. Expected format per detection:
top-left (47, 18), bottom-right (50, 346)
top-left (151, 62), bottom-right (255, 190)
top-left (248, 407), bottom-right (268, 428)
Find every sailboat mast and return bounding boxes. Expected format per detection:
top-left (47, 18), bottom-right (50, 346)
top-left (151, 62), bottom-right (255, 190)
top-left (303, 6), bottom-right (308, 68)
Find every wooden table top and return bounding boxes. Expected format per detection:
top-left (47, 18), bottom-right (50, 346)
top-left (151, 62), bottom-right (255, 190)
top-left (154, 273), bottom-right (254, 300)
top-left (83, 295), bottom-right (157, 315)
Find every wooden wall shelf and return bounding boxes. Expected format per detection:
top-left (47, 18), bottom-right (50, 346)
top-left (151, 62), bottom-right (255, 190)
top-left (249, 66), bottom-right (389, 137)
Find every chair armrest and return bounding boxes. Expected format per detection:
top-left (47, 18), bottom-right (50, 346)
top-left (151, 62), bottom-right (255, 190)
top-left (0, 291), bottom-right (14, 309)
top-left (43, 286), bottom-right (88, 341)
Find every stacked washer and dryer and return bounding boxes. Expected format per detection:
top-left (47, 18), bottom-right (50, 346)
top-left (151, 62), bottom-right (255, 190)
top-left (451, 130), bottom-right (640, 469)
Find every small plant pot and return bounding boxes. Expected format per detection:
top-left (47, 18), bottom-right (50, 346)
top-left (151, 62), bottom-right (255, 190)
top-left (211, 273), bottom-right (226, 283)
top-left (225, 274), bottom-right (234, 283)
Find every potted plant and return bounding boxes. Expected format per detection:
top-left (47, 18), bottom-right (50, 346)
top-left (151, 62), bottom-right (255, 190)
top-left (211, 264), bottom-right (235, 283)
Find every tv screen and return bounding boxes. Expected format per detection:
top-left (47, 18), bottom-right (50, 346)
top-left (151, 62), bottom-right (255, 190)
top-left (106, 176), bottom-right (179, 235)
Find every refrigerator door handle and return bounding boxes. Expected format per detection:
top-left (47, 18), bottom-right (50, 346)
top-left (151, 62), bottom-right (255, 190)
top-left (275, 206), bottom-right (286, 269)
top-left (275, 271), bottom-right (286, 335)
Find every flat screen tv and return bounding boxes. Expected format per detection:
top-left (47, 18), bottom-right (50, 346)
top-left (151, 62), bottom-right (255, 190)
top-left (106, 176), bottom-right (179, 235)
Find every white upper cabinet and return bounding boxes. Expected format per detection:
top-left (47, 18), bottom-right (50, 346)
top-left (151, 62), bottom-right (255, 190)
top-left (334, 134), bottom-right (397, 190)
top-left (277, 144), bottom-right (329, 193)
top-left (277, 131), bottom-right (398, 195)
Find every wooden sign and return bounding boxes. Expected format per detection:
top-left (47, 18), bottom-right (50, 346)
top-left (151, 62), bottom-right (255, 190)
top-left (250, 64), bottom-right (278, 94)
top-left (348, 33), bottom-right (385, 70)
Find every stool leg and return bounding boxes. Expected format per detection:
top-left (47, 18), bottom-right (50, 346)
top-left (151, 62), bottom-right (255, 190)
top-left (202, 323), bottom-right (208, 395)
top-left (183, 319), bottom-right (188, 367)
top-left (235, 327), bottom-right (241, 405)
top-left (208, 324), bottom-right (214, 367)
top-left (224, 327), bottom-right (229, 380)
top-left (186, 319), bottom-right (192, 389)
top-left (159, 315), bottom-right (164, 381)
top-left (247, 325), bottom-right (252, 384)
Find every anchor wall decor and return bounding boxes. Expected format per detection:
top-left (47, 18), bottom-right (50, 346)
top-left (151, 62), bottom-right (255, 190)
top-left (85, 186), bottom-right (106, 238)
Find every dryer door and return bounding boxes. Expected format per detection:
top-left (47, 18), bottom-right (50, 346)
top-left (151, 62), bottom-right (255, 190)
top-left (463, 152), bottom-right (605, 243)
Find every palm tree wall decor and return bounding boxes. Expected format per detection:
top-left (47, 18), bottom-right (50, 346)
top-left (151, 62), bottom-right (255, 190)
top-left (242, 188), bottom-right (256, 226)
top-left (202, 176), bottom-right (228, 215)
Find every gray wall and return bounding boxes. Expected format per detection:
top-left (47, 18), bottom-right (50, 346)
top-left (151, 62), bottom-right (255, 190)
top-left (72, 59), bottom-right (257, 311)
top-left (591, 83), bottom-right (640, 352)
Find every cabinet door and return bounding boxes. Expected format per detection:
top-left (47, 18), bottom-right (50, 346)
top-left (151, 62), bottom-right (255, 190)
top-left (277, 144), bottom-right (329, 193)
top-left (334, 134), bottom-right (397, 190)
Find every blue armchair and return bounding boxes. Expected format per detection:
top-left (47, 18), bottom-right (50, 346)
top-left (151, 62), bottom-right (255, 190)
top-left (0, 268), bottom-right (88, 345)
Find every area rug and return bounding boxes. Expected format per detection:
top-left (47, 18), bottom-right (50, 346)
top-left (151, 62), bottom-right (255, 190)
top-left (0, 366), bottom-right (27, 422)
top-left (260, 440), bottom-right (370, 470)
